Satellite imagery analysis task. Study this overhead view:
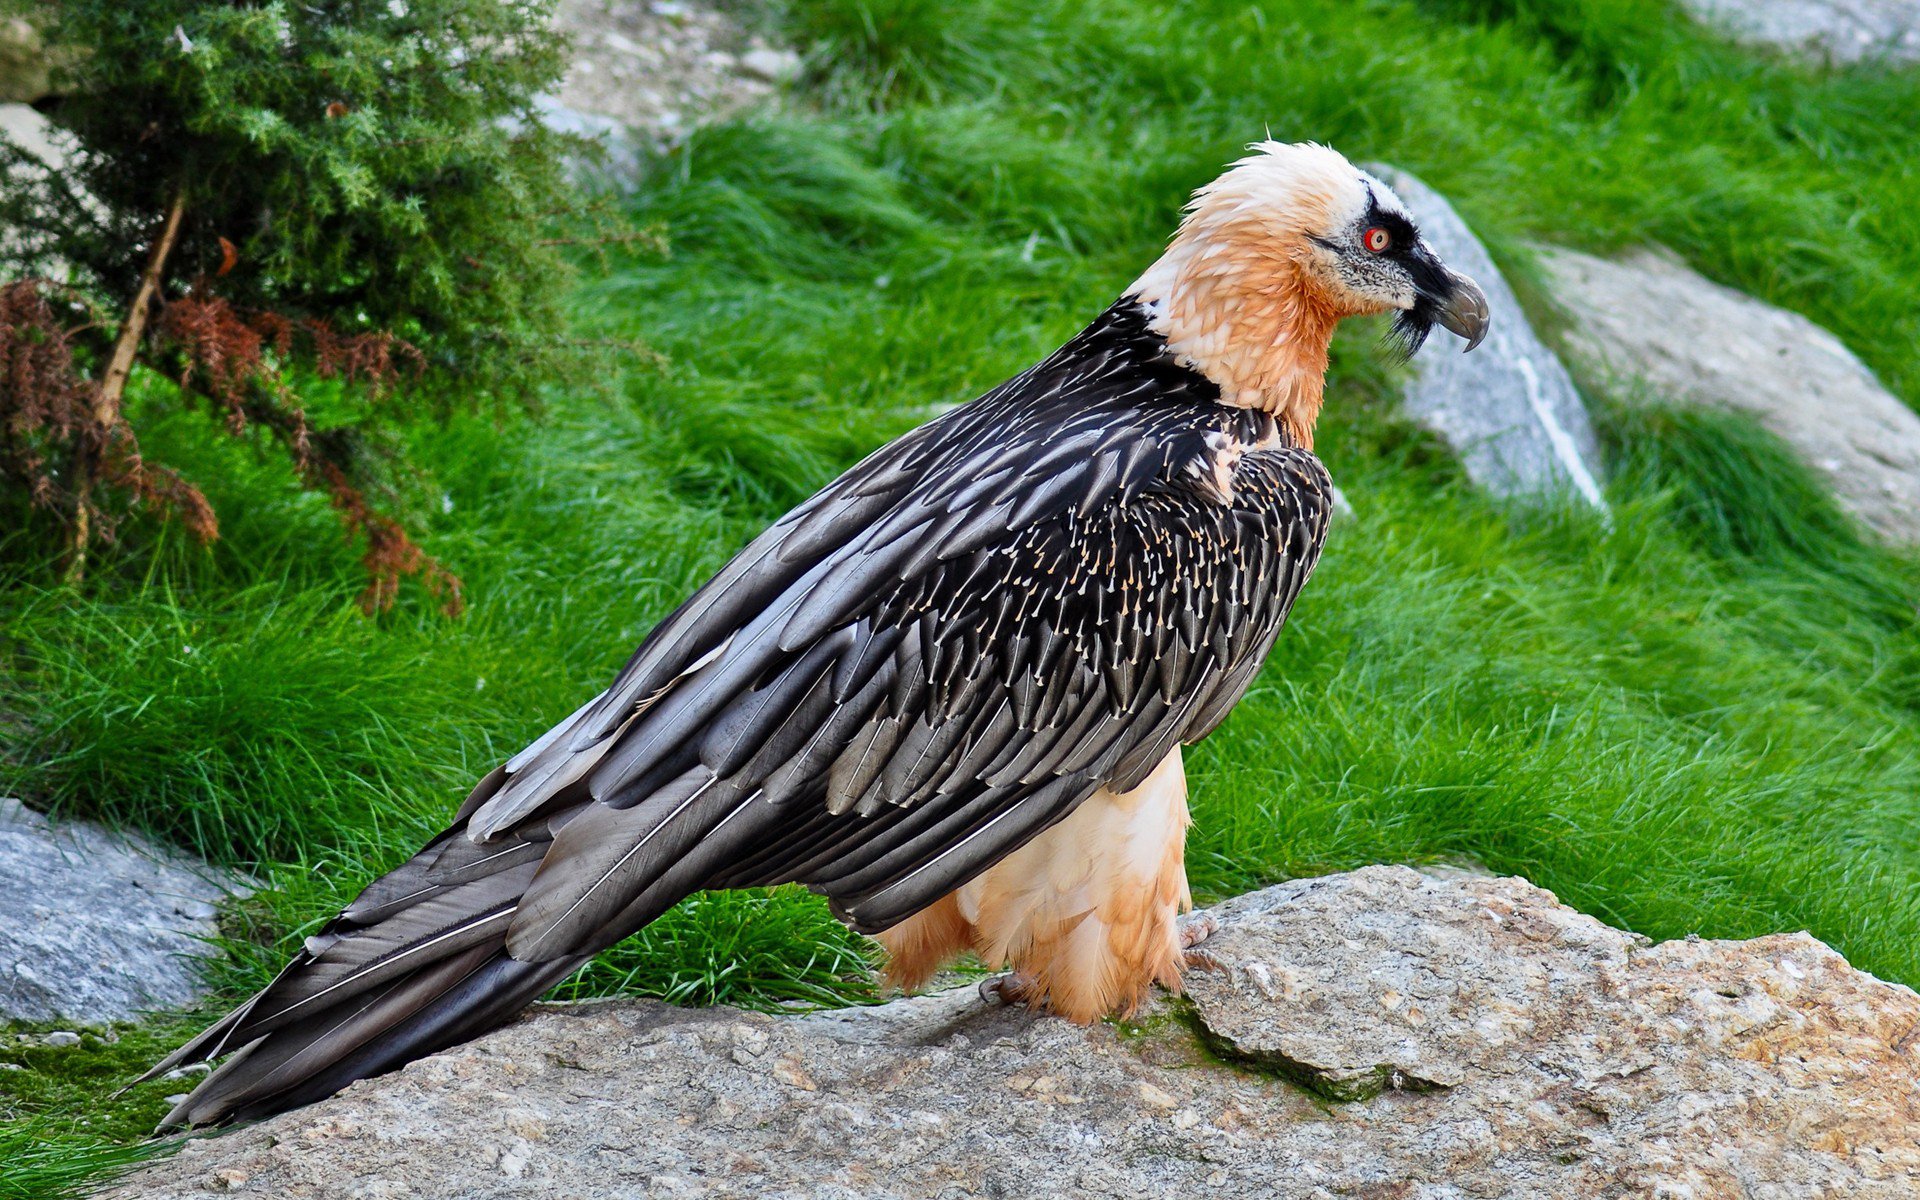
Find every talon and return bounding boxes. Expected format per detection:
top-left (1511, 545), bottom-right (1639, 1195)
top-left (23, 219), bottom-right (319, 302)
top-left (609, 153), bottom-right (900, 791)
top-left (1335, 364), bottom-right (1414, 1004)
top-left (979, 972), bottom-right (1036, 1008)
top-left (1179, 914), bottom-right (1224, 973)
top-left (1179, 913), bottom-right (1219, 950)
top-left (1183, 948), bottom-right (1225, 974)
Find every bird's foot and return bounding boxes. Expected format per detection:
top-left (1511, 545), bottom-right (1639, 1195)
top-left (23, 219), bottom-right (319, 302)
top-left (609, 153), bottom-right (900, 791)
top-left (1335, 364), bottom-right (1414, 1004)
top-left (1179, 913), bottom-right (1224, 973)
top-left (979, 971), bottom-right (1040, 1009)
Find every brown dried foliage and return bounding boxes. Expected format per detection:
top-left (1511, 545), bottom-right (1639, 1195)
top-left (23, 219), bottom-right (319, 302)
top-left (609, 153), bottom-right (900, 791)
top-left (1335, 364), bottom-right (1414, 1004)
top-left (153, 291), bottom-right (459, 617)
top-left (0, 281), bottom-right (90, 508)
top-left (319, 460), bottom-right (464, 617)
top-left (156, 292), bottom-right (428, 424)
top-left (2, 280), bottom-right (461, 615)
top-left (1, 279), bottom-right (217, 545)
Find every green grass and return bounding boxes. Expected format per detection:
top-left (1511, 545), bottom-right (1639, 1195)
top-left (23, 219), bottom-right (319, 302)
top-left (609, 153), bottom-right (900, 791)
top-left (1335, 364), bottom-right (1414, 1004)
top-left (0, 1021), bottom-right (196, 1199)
top-left (5, 0), bottom-right (1920, 1189)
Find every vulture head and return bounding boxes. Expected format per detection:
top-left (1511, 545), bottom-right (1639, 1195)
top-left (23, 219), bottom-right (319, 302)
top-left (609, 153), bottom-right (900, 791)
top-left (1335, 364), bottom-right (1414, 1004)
top-left (1130, 141), bottom-right (1490, 441)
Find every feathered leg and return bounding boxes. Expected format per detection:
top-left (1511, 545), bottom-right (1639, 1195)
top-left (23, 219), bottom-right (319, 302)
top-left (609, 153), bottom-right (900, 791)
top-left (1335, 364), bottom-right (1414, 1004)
top-left (876, 891), bottom-right (976, 993)
top-left (879, 746), bottom-right (1193, 1022)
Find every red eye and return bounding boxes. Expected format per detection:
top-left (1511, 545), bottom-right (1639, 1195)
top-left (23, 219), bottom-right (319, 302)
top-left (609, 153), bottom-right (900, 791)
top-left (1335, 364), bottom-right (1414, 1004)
top-left (1363, 226), bottom-right (1391, 253)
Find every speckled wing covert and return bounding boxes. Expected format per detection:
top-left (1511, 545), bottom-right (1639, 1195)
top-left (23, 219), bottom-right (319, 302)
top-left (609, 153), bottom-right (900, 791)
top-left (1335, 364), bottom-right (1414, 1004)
top-left (147, 300), bottom-right (1332, 1127)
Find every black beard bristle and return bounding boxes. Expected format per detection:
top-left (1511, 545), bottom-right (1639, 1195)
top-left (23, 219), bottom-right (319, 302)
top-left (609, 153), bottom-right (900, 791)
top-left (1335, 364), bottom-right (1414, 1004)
top-left (1385, 310), bottom-right (1432, 361)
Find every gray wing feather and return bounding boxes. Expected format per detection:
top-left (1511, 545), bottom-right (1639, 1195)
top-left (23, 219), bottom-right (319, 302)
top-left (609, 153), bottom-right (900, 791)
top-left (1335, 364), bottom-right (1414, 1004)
top-left (151, 300), bottom-right (1340, 1131)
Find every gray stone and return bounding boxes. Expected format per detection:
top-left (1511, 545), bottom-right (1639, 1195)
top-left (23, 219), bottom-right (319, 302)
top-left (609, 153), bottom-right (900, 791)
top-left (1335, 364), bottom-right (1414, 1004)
top-left (528, 93), bottom-right (644, 184)
top-left (108, 866), bottom-right (1920, 1198)
top-left (0, 101), bottom-right (63, 170)
top-left (1538, 244), bottom-right (1920, 546)
top-left (1, 102), bottom-right (98, 276)
top-left (1373, 165), bottom-right (1609, 512)
top-left (542, 0), bottom-right (796, 176)
top-left (739, 45), bottom-right (802, 84)
top-left (1682, 0), bottom-right (1920, 64)
top-left (0, 797), bottom-right (245, 1024)
top-left (0, 17), bottom-right (48, 105)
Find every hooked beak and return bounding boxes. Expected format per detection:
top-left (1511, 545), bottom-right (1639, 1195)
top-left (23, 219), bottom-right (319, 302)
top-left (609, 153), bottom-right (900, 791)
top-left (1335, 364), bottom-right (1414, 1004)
top-left (1433, 271), bottom-right (1490, 352)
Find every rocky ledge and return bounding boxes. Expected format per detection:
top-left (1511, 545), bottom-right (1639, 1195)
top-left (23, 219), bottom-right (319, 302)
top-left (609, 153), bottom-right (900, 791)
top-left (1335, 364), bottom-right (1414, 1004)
top-left (0, 798), bottom-right (243, 1025)
top-left (111, 867), bottom-right (1920, 1199)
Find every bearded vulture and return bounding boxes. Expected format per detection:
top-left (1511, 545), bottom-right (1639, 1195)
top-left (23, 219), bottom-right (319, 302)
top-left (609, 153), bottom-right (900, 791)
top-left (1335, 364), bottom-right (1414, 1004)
top-left (147, 141), bottom-right (1489, 1127)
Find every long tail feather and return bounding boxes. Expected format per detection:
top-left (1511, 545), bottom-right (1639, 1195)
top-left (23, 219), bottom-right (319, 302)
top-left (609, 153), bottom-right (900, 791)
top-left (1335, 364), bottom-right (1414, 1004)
top-left (161, 947), bottom-right (583, 1130)
top-left (149, 810), bottom-right (601, 1129)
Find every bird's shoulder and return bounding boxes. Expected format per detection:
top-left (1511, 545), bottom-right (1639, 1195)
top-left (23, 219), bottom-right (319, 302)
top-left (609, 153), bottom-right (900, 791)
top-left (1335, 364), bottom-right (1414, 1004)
top-left (576, 303), bottom-right (1253, 707)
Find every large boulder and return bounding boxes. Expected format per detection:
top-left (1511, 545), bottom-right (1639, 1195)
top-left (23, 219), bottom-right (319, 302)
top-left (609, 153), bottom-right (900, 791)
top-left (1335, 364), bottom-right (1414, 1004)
top-left (1682, 0), bottom-right (1920, 64)
top-left (0, 798), bottom-right (244, 1024)
top-left (1371, 166), bottom-right (1609, 513)
top-left (1539, 245), bottom-right (1920, 547)
top-left (110, 866), bottom-right (1919, 1198)
top-left (541, 0), bottom-right (801, 178)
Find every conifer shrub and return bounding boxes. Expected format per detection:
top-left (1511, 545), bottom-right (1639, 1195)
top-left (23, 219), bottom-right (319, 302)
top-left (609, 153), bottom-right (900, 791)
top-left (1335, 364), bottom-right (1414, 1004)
top-left (0, 0), bottom-right (630, 611)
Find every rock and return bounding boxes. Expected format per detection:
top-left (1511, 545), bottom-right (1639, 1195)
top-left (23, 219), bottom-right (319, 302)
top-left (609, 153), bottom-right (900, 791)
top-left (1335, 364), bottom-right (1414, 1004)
top-left (1, 102), bottom-right (98, 275)
top-left (739, 45), bottom-right (802, 83)
top-left (0, 797), bottom-right (246, 1024)
top-left (0, 17), bottom-right (49, 104)
top-left (106, 866), bottom-right (1920, 1199)
top-left (1371, 165), bottom-right (1609, 512)
top-left (1538, 245), bottom-right (1920, 546)
top-left (1328, 482), bottom-right (1355, 520)
top-left (528, 93), bottom-right (643, 183)
top-left (542, 0), bottom-right (798, 175)
top-left (0, 101), bottom-right (64, 170)
top-left (1681, 0), bottom-right (1920, 64)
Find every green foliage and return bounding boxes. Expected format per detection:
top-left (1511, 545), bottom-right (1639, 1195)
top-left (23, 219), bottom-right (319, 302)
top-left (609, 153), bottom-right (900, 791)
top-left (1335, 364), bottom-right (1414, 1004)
top-left (781, 0), bottom-right (1920, 407)
top-left (0, 0), bottom-right (614, 605)
top-left (0, 1131), bottom-right (153, 1200)
top-left (7, 0), bottom-right (583, 403)
top-left (0, 1020), bottom-right (198, 1198)
top-left (550, 888), bottom-right (881, 1009)
top-left (1608, 402), bottom-right (1869, 567)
